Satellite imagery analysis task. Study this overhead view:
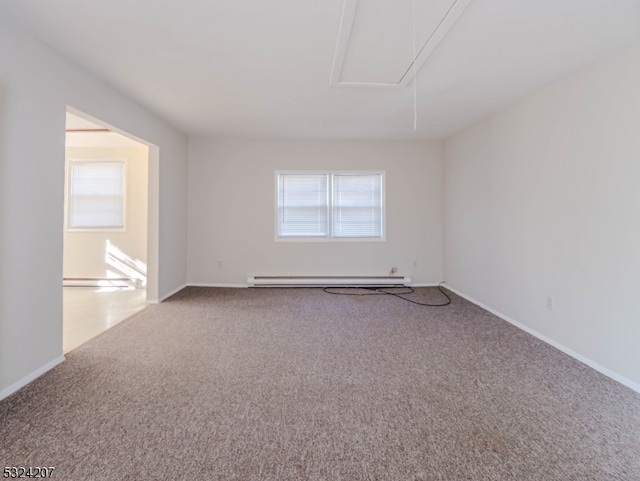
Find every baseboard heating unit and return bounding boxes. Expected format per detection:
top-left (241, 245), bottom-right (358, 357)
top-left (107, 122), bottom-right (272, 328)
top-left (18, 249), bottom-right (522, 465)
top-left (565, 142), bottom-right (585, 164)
top-left (247, 276), bottom-right (411, 287)
top-left (63, 277), bottom-right (137, 288)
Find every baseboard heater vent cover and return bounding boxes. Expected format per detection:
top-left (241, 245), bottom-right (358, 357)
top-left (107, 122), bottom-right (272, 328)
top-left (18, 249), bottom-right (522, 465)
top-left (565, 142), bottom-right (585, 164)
top-left (247, 276), bottom-right (411, 287)
top-left (63, 277), bottom-right (136, 288)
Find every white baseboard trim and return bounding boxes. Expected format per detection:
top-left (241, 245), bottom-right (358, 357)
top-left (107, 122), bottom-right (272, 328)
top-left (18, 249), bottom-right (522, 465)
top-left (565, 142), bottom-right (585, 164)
top-left (0, 355), bottom-right (66, 402)
top-left (409, 283), bottom-right (440, 287)
top-left (443, 284), bottom-right (640, 395)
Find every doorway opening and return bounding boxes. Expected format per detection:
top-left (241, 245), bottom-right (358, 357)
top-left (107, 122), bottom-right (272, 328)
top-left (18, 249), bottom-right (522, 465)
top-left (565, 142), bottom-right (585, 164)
top-left (63, 109), bottom-right (157, 352)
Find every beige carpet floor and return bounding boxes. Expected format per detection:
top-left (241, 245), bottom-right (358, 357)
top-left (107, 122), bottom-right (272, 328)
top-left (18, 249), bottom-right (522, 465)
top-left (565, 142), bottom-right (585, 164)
top-left (1, 287), bottom-right (639, 480)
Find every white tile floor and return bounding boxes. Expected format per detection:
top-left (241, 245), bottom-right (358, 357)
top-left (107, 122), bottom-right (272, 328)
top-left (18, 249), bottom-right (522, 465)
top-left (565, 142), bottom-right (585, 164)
top-left (63, 287), bottom-right (148, 353)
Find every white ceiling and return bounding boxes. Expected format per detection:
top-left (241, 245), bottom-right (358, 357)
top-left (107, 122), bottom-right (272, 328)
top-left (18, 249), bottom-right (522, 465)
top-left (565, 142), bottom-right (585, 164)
top-left (2, 0), bottom-right (639, 140)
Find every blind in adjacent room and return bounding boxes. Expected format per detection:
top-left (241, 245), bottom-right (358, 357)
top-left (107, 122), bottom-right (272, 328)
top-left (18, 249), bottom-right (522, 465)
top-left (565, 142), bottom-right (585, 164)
top-left (68, 160), bottom-right (125, 230)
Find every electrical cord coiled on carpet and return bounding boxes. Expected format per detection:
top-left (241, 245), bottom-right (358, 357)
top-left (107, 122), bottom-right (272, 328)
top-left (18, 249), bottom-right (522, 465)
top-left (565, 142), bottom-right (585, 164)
top-left (322, 282), bottom-right (451, 307)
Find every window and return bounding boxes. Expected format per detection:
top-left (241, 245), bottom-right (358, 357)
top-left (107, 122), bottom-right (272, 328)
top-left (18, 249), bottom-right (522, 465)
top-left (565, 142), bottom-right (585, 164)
top-left (68, 160), bottom-right (125, 230)
top-left (276, 171), bottom-right (384, 240)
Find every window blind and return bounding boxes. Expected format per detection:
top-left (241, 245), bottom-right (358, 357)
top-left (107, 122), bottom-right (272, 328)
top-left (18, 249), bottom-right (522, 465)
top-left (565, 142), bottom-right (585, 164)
top-left (68, 161), bottom-right (125, 229)
top-left (277, 174), bottom-right (328, 237)
top-left (276, 172), bottom-right (383, 239)
top-left (332, 173), bottom-right (382, 238)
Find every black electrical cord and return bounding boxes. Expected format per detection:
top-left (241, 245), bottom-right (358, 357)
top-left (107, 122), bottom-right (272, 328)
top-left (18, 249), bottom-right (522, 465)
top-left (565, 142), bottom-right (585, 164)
top-left (322, 282), bottom-right (451, 307)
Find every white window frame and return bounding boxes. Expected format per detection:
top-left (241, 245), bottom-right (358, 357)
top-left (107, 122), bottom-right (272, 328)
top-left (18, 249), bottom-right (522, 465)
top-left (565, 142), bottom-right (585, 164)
top-left (66, 159), bottom-right (127, 232)
top-left (275, 170), bottom-right (386, 242)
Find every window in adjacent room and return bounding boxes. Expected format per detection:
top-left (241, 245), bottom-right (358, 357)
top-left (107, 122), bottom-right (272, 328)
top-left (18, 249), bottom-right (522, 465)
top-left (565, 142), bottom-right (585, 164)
top-left (276, 171), bottom-right (384, 240)
top-left (67, 160), bottom-right (126, 230)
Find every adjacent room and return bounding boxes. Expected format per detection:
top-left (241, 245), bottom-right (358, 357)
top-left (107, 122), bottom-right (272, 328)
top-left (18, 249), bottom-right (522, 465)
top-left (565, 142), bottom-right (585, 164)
top-left (63, 111), bottom-right (149, 352)
top-left (1, 1), bottom-right (640, 479)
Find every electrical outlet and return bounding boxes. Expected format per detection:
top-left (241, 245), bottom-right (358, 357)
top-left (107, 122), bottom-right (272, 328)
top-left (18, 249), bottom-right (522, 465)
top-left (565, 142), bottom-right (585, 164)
top-left (546, 296), bottom-right (554, 310)
top-left (412, 260), bottom-right (418, 268)
top-left (217, 259), bottom-right (223, 268)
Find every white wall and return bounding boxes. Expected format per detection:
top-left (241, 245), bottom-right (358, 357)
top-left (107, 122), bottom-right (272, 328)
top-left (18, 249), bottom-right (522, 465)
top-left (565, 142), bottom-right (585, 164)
top-left (443, 42), bottom-right (640, 389)
top-left (63, 146), bottom-right (148, 281)
top-left (188, 139), bottom-right (443, 286)
top-left (0, 21), bottom-right (188, 399)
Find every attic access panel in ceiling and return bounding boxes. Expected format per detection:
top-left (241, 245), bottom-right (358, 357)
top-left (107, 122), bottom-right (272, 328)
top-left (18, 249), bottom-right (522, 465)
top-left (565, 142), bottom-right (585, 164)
top-left (331, 0), bottom-right (471, 88)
